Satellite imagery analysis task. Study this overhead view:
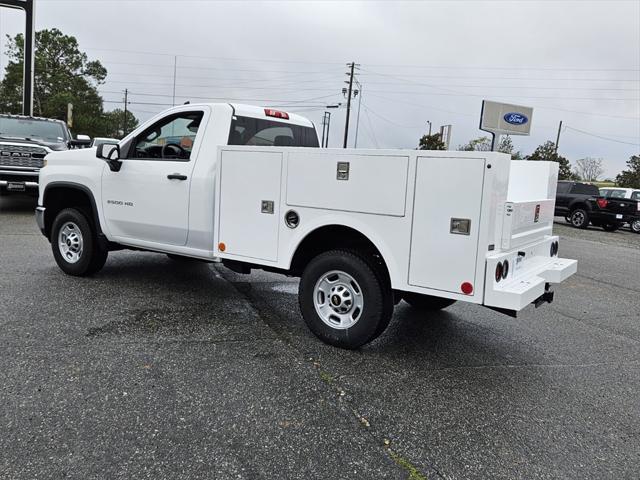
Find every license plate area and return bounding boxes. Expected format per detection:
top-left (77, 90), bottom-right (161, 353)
top-left (7, 182), bottom-right (26, 192)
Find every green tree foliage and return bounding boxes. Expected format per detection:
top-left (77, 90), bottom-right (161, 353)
top-left (458, 136), bottom-right (492, 152)
top-left (458, 135), bottom-right (522, 159)
top-left (418, 133), bottom-right (445, 150)
top-left (0, 28), bottom-right (136, 138)
top-left (102, 109), bottom-right (139, 139)
top-left (615, 155), bottom-right (640, 187)
top-left (526, 140), bottom-right (575, 180)
top-left (496, 135), bottom-right (523, 160)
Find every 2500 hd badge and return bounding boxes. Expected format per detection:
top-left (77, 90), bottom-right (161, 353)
top-left (107, 199), bottom-right (134, 207)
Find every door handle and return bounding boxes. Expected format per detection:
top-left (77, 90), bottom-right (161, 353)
top-left (167, 173), bottom-right (187, 180)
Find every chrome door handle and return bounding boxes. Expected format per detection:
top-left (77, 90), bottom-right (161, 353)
top-left (167, 173), bottom-right (187, 180)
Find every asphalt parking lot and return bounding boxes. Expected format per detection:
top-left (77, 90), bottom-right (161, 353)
top-left (1, 195), bottom-right (639, 480)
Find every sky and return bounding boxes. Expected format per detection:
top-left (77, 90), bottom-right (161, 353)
top-left (0, 0), bottom-right (638, 178)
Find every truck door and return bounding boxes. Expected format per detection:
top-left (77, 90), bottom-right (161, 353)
top-left (101, 110), bottom-right (206, 246)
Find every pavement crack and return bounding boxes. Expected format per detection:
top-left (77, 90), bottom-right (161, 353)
top-left (216, 265), bottom-right (445, 480)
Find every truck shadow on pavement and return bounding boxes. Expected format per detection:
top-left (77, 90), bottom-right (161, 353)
top-left (72, 253), bottom-right (542, 385)
top-left (0, 194), bottom-right (37, 213)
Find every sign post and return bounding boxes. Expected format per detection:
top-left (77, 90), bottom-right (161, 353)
top-left (479, 100), bottom-right (533, 151)
top-left (0, 0), bottom-right (34, 116)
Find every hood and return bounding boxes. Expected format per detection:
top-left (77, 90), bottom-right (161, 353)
top-left (45, 146), bottom-right (100, 166)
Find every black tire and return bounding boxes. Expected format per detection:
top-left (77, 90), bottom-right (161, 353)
top-left (602, 223), bottom-right (619, 232)
top-left (570, 208), bottom-right (590, 229)
top-left (631, 219), bottom-right (640, 234)
top-left (298, 249), bottom-right (393, 349)
top-left (51, 208), bottom-right (108, 276)
top-left (402, 292), bottom-right (456, 311)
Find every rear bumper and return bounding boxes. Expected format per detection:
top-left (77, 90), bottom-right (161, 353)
top-left (484, 236), bottom-right (577, 311)
top-left (592, 212), bottom-right (638, 224)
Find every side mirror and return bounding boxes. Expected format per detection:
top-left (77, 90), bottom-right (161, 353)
top-left (97, 143), bottom-right (122, 172)
top-left (70, 134), bottom-right (92, 148)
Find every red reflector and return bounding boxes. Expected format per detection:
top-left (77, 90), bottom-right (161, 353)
top-left (461, 282), bottom-right (473, 295)
top-left (264, 108), bottom-right (289, 120)
top-left (596, 198), bottom-right (608, 209)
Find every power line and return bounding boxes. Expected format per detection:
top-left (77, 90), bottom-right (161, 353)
top-left (361, 102), bottom-right (425, 129)
top-left (359, 72), bottom-right (640, 82)
top-left (564, 126), bottom-right (640, 146)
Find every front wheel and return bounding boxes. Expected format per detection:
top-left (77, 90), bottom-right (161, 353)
top-left (570, 208), bottom-right (590, 229)
top-left (631, 219), bottom-right (640, 234)
top-left (298, 250), bottom-right (393, 349)
top-left (403, 292), bottom-right (456, 311)
top-left (51, 208), bottom-right (108, 276)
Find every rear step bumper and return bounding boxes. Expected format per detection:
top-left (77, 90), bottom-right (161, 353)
top-left (484, 244), bottom-right (577, 312)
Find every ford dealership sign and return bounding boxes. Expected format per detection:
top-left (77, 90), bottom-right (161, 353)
top-left (503, 113), bottom-right (528, 125)
top-left (480, 100), bottom-right (533, 136)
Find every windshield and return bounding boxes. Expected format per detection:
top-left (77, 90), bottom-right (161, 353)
top-left (0, 117), bottom-right (66, 143)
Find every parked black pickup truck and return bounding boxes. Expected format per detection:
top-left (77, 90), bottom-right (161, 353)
top-left (555, 181), bottom-right (640, 232)
top-left (0, 114), bottom-right (90, 196)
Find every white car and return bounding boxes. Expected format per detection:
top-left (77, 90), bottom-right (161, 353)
top-left (35, 103), bottom-right (577, 349)
top-left (90, 137), bottom-right (119, 148)
top-left (600, 187), bottom-right (640, 233)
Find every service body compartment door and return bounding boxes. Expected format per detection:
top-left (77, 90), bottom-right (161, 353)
top-left (218, 150), bottom-right (282, 261)
top-left (409, 156), bottom-right (485, 295)
top-left (287, 152), bottom-right (409, 217)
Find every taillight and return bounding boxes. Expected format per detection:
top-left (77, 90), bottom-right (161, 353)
top-left (495, 262), bottom-right (503, 283)
top-left (461, 282), bottom-right (473, 295)
top-left (264, 108), bottom-right (290, 120)
top-left (596, 198), bottom-right (608, 209)
top-left (550, 241), bottom-right (559, 256)
top-left (502, 260), bottom-right (509, 280)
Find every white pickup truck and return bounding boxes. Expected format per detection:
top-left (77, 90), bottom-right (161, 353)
top-left (37, 103), bottom-right (577, 349)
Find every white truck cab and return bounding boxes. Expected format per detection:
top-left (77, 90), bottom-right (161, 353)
top-left (37, 103), bottom-right (577, 349)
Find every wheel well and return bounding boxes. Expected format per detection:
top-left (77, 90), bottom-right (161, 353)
top-left (43, 186), bottom-right (98, 239)
top-left (290, 225), bottom-right (390, 281)
top-left (569, 202), bottom-right (589, 213)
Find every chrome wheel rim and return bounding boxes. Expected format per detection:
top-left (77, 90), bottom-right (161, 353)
top-left (632, 220), bottom-right (640, 232)
top-left (313, 270), bottom-right (364, 330)
top-left (58, 222), bottom-right (84, 264)
top-left (571, 211), bottom-right (585, 227)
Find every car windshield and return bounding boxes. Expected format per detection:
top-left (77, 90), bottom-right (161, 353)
top-left (0, 117), bottom-right (66, 143)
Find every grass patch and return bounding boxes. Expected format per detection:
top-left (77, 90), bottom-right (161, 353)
top-left (387, 448), bottom-right (428, 480)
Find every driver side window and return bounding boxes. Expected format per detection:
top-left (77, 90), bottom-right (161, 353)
top-left (129, 111), bottom-right (204, 161)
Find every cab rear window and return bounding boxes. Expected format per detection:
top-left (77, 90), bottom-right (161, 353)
top-left (570, 183), bottom-right (599, 195)
top-left (228, 116), bottom-right (319, 148)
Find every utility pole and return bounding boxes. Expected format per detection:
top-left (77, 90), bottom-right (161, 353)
top-left (1, 0), bottom-right (35, 115)
top-left (342, 62), bottom-right (359, 148)
top-left (172, 55), bottom-right (178, 106)
top-left (354, 81), bottom-right (362, 148)
top-left (427, 121), bottom-right (432, 136)
top-left (321, 111), bottom-right (331, 148)
top-left (123, 89), bottom-right (128, 137)
top-left (555, 120), bottom-right (563, 155)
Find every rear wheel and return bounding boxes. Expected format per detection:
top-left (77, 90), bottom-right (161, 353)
top-left (403, 292), bottom-right (456, 311)
top-left (298, 249), bottom-right (393, 349)
top-left (51, 208), bottom-right (108, 276)
top-left (631, 219), bottom-right (640, 234)
top-left (570, 208), bottom-right (589, 229)
top-left (602, 223), bottom-right (620, 232)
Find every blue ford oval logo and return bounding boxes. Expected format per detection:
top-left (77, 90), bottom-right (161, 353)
top-left (503, 113), bottom-right (528, 125)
